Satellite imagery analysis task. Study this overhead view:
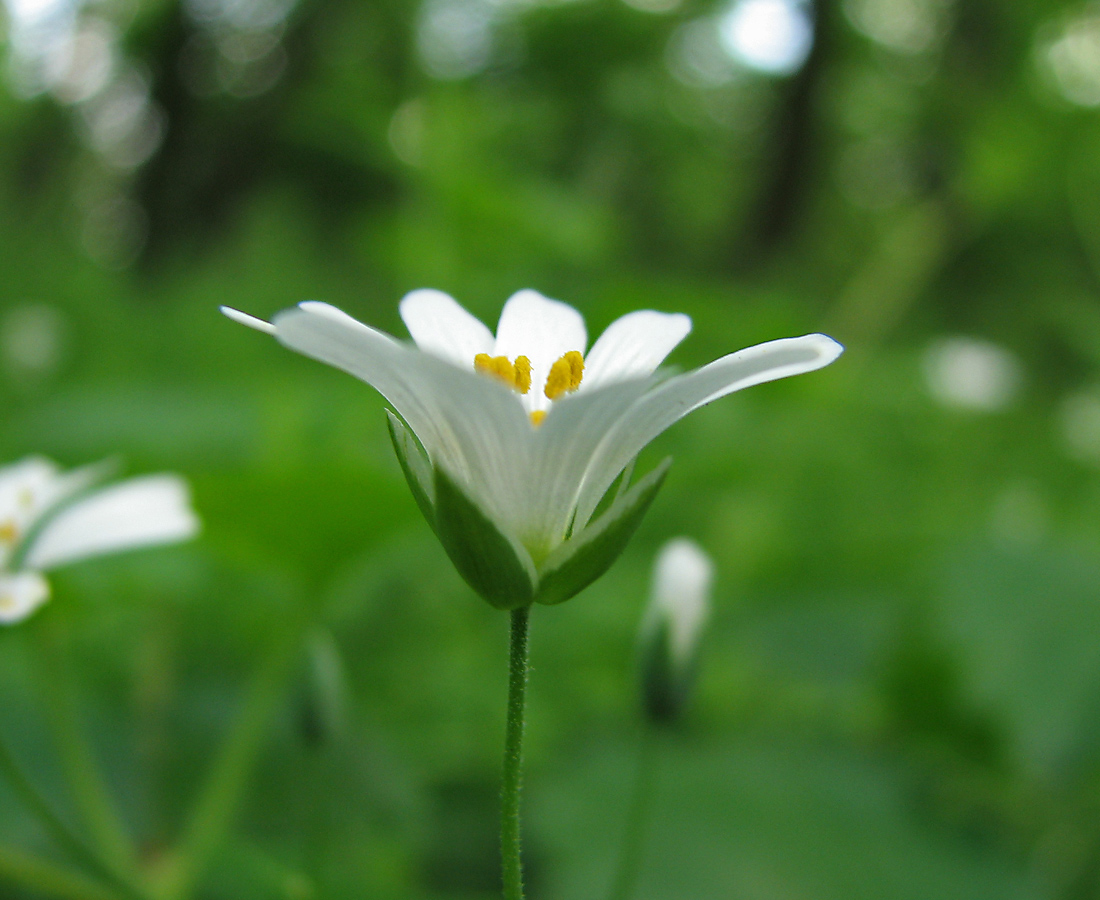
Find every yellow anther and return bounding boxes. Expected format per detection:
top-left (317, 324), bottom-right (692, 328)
top-left (513, 356), bottom-right (532, 394)
top-left (544, 350), bottom-right (585, 400)
top-left (474, 353), bottom-right (532, 395)
top-left (529, 410), bottom-right (547, 426)
top-left (475, 353), bottom-right (513, 384)
top-left (0, 520), bottom-right (17, 545)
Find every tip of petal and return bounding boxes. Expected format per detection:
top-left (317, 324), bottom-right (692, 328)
top-left (808, 333), bottom-right (845, 365)
top-left (221, 307), bottom-right (276, 335)
top-left (399, 288), bottom-right (459, 313)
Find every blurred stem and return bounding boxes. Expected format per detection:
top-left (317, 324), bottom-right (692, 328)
top-left (0, 843), bottom-right (122, 900)
top-left (606, 726), bottom-right (657, 900)
top-left (33, 619), bottom-right (142, 886)
top-left (501, 606), bottom-right (531, 900)
top-left (150, 624), bottom-right (302, 900)
top-left (0, 732), bottom-right (144, 899)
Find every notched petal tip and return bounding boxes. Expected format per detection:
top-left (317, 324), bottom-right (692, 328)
top-left (220, 307), bottom-right (276, 335)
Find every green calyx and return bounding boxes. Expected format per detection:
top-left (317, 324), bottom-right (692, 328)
top-left (387, 411), bottom-right (670, 610)
top-left (638, 617), bottom-right (698, 726)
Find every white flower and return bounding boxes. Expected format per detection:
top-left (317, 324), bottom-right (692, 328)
top-left (0, 457), bottom-right (200, 624)
top-left (222, 289), bottom-right (841, 608)
top-left (643, 538), bottom-right (714, 669)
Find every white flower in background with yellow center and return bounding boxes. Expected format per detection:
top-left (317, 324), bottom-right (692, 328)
top-left (222, 289), bottom-right (842, 609)
top-left (0, 457), bottom-right (200, 624)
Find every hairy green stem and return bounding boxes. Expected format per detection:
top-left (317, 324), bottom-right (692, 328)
top-left (501, 606), bottom-right (531, 900)
top-left (606, 726), bottom-right (657, 900)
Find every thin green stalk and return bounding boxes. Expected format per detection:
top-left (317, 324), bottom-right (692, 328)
top-left (606, 726), bottom-right (658, 900)
top-left (0, 732), bottom-right (144, 900)
top-left (150, 626), bottom-right (302, 900)
top-left (0, 843), bottom-right (121, 900)
top-left (501, 606), bottom-right (531, 900)
top-left (34, 620), bottom-right (139, 880)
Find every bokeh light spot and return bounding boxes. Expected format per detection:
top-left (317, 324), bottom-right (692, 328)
top-left (922, 336), bottom-right (1021, 412)
top-left (717, 0), bottom-right (813, 76)
top-left (1040, 8), bottom-right (1100, 108)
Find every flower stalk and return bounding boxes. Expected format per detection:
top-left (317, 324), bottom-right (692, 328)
top-left (501, 606), bottom-right (531, 900)
top-left (607, 726), bottom-right (657, 900)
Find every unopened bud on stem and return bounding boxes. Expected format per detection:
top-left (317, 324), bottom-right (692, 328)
top-left (638, 538), bottom-right (713, 725)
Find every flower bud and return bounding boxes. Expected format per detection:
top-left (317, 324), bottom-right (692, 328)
top-left (638, 538), bottom-right (713, 725)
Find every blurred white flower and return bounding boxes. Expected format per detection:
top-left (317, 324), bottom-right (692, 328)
top-left (0, 457), bottom-right (200, 624)
top-left (922, 336), bottom-right (1021, 411)
top-left (223, 290), bottom-right (840, 609)
top-left (644, 537), bottom-right (714, 668)
top-left (638, 537), bottom-right (714, 723)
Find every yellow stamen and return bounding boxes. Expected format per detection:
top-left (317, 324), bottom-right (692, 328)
top-left (0, 520), bottom-right (17, 545)
top-left (474, 353), bottom-right (532, 395)
top-left (529, 410), bottom-right (547, 426)
top-left (544, 350), bottom-right (585, 400)
top-left (513, 356), bottom-right (532, 394)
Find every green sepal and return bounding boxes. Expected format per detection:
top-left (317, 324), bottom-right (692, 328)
top-left (386, 410), bottom-right (437, 533)
top-left (638, 616), bottom-right (697, 726)
top-left (433, 465), bottom-right (537, 610)
top-left (534, 457), bottom-right (672, 607)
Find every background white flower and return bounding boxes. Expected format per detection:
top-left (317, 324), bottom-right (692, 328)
top-left (0, 456), bottom-right (200, 624)
top-left (638, 537), bottom-right (714, 724)
top-left (644, 537), bottom-right (714, 669)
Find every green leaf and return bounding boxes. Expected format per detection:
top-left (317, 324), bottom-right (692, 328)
top-left (386, 411), bottom-right (436, 532)
top-left (433, 466), bottom-right (537, 610)
top-left (534, 457), bottom-right (672, 607)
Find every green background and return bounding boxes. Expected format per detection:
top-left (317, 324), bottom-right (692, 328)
top-left (2, 0), bottom-right (1100, 896)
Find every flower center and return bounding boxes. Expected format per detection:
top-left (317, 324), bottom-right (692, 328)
top-left (474, 350), bottom-right (585, 425)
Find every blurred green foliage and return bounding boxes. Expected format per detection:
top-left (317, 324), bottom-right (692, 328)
top-left (2, 0), bottom-right (1100, 896)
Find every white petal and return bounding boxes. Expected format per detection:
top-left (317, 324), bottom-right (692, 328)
top-left (25, 475), bottom-right (200, 570)
top-left (573, 333), bottom-right (844, 527)
top-left (0, 456), bottom-right (60, 521)
top-left (399, 289), bottom-right (494, 368)
top-left (522, 377), bottom-right (656, 557)
top-left (273, 302), bottom-right (536, 538)
top-left (493, 290), bottom-right (587, 414)
top-left (0, 572), bottom-right (50, 624)
top-left (582, 310), bottom-right (692, 390)
top-left (0, 457), bottom-right (104, 568)
top-left (220, 306), bottom-right (276, 334)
